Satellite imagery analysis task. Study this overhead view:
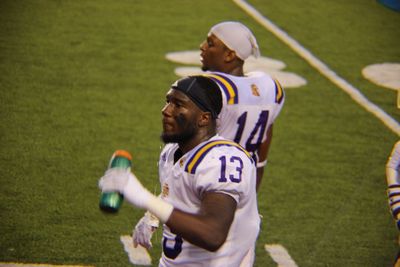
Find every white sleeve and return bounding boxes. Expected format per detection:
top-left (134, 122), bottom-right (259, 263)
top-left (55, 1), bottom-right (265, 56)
top-left (193, 148), bottom-right (253, 203)
top-left (386, 141), bottom-right (400, 229)
top-left (386, 141), bottom-right (400, 185)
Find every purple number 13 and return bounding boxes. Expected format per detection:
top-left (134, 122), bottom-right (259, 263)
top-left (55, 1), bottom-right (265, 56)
top-left (218, 156), bottom-right (243, 183)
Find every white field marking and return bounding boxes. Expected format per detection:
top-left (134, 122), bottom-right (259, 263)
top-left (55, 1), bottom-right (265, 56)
top-left (233, 0), bottom-right (400, 136)
top-left (120, 235), bottom-right (152, 266)
top-left (362, 63), bottom-right (400, 91)
top-left (265, 244), bottom-right (298, 267)
top-left (165, 50), bottom-right (307, 88)
top-left (0, 264), bottom-right (93, 267)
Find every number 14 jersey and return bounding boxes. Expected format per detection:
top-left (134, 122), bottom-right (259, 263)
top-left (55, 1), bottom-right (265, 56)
top-left (205, 71), bottom-right (285, 162)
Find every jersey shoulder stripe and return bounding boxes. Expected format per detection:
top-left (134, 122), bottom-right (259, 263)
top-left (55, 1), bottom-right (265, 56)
top-left (204, 73), bottom-right (238, 105)
top-left (185, 140), bottom-right (252, 174)
top-left (274, 79), bottom-right (284, 104)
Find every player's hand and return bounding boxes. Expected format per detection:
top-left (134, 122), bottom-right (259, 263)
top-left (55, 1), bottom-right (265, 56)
top-left (99, 168), bottom-right (130, 193)
top-left (99, 169), bottom-right (151, 209)
top-left (132, 211), bottom-right (159, 249)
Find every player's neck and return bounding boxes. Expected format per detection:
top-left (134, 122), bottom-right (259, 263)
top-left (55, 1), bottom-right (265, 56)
top-left (179, 130), bottom-right (216, 155)
top-left (228, 67), bottom-right (244, 76)
top-left (217, 64), bottom-right (244, 77)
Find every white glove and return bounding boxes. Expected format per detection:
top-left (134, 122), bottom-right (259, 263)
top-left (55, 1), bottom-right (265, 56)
top-left (98, 169), bottom-right (152, 209)
top-left (132, 211), bottom-right (160, 249)
top-left (99, 169), bottom-right (174, 223)
top-left (99, 168), bottom-right (131, 193)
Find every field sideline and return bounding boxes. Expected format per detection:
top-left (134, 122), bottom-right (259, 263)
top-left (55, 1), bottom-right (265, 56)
top-left (1, 1), bottom-right (399, 266)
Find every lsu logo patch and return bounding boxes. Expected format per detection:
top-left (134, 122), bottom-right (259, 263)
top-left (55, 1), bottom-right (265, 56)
top-left (251, 84), bottom-right (260, 96)
top-left (161, 183), bottom-right (169, 198)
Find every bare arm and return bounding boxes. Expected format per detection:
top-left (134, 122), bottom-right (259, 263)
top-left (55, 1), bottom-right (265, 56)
top-left (99, 170), bottom-right (237, 251)
top-left (255, 124), bottom-right (273, 192)
top-left (166, 192), bottom-right (237, 252)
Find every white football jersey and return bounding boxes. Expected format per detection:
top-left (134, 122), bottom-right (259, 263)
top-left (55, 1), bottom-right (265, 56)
top-left (204, 71), bottom-right (285, 162)
top-left (387, 140), bottom-right (400, 185)
top-left (158, 136), bottom-right (260, 267)
top-left (387, 141), bottom-right (400, 172)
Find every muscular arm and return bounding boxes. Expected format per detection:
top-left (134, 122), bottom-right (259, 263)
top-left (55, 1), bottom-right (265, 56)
top-left (166, 192), bottom-right (237, 252)
top-left (255, 124), bottom-right (273, 192)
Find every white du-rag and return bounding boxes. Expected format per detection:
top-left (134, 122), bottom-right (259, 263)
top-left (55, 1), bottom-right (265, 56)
top-left (208, 21), bottom-right (260, 60)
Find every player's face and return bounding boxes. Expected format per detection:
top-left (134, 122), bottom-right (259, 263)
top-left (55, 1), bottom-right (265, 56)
top-left (200, 34), bottom-right (229, 72)
top-left (161, 89), bottom-right (202, 144)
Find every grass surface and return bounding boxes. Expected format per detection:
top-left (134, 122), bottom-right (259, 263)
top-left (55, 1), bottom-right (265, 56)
top-left (0, 0), bottom-right (399, 266)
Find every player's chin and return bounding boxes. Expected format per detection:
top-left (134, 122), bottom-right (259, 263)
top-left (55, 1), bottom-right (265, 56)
top-left (160, 132), bottom-right (178, 144)
top-left (162, 122), bottom-right (174, 133)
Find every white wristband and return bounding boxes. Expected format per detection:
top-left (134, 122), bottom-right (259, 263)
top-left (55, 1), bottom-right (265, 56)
top-left (257, 159), bottom-right (268, 168)
top-left (146, 195), bottom-right (174, 224)
top-left (122, 173), bottom-right (174, 223)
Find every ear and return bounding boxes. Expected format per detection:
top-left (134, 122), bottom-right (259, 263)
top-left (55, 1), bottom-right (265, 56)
top-left (224, 49), bottom-right (237, 63)
top-left (198, 112), bottom-right (212, 127)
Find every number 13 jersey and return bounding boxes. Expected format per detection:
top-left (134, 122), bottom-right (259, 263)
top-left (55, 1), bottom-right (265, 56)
top-left (158, 136), bottom-right (260, 267)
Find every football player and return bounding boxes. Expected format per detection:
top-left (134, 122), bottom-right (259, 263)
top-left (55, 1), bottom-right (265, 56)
top-left (200, 21), bottom-right (285, 192)
top-left (386, 140), bottom-right (400, 267)
top-left (99, 76), bottom-right (260, 266)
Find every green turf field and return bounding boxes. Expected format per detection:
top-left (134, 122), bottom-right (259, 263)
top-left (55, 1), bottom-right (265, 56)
top-left (1, 1), bottom-right (399, 266)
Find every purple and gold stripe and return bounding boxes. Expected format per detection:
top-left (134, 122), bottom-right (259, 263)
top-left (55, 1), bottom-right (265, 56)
top-left (185, 140), bottom-right (251, 174)
top-left (274, 79), bottom-right (284, 104)
top-left (204, 74), bottom-right (238, 105)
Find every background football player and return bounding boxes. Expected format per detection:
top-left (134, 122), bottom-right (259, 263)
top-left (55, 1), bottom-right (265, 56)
top-left (386, 140), bottom-right (400, 267)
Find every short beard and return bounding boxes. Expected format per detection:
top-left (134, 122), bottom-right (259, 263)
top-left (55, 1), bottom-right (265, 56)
top-left (161, 114), bottom-right (197, 144)
top-left (161, 130), bottom-right (195, 144)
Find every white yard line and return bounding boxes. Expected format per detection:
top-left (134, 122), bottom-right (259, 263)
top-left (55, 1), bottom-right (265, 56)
top-left (120, 235), bottom-right (152, 266)
top-left (265, 244), bottom-right (298, 267)
top-left (233, 0), bottom-right (400, 136)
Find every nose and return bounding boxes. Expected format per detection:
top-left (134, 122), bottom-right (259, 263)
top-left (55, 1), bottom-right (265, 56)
top-left (200, 40), bottom-right (207, 51)
top-left (161, 103), bottom-right (171, 117)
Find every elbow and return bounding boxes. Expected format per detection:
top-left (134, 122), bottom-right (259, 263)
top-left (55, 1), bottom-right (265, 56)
top-left (202, 233), bottom-right (227, 252)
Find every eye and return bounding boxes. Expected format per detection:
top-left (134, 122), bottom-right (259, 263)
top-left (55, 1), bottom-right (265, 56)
top-left (174, 101), bottom-right (183, 108)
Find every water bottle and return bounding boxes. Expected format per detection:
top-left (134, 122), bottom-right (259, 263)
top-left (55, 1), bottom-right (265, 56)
top-left (99, 149), bottom-right (132, 213)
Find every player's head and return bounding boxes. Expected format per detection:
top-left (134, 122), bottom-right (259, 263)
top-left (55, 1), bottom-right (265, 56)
top-left (200, 21), bottom-right (260, 72)
top-left (161, 76), bottom-right (222, 145)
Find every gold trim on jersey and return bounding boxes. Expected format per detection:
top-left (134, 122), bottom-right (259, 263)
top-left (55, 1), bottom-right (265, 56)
top-left (185, 140), bottom-right (252, 174)
top-left (274, 79), bottom-right (284, 104)
top-left (203, 73), bottom-right (238, 105)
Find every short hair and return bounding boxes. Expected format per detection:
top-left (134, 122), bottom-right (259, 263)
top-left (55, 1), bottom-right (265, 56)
top-left (171, 76), bottom-right (222, 119)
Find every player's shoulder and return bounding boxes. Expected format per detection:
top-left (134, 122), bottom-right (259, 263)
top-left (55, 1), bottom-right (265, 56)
top-left (184, 136), bottom-right (253, 174)
top-left (388, 140), bottom-right (400, 156)
top-left (394, 140), bottom-right (400, 151)
top-left (245, 71), bottom-right (285, 105)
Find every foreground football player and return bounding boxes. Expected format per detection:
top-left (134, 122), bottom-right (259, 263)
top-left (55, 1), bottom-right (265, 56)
top-left (99, 76), bottom-right (260, 266)
top-left (133, 20), bottom-right (285, 249)
top-left (386, 140), bottom-right (400, 267)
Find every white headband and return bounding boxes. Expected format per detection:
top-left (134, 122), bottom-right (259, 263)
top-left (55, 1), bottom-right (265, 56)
top-left (208, 21), bottom-right (260, 60)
